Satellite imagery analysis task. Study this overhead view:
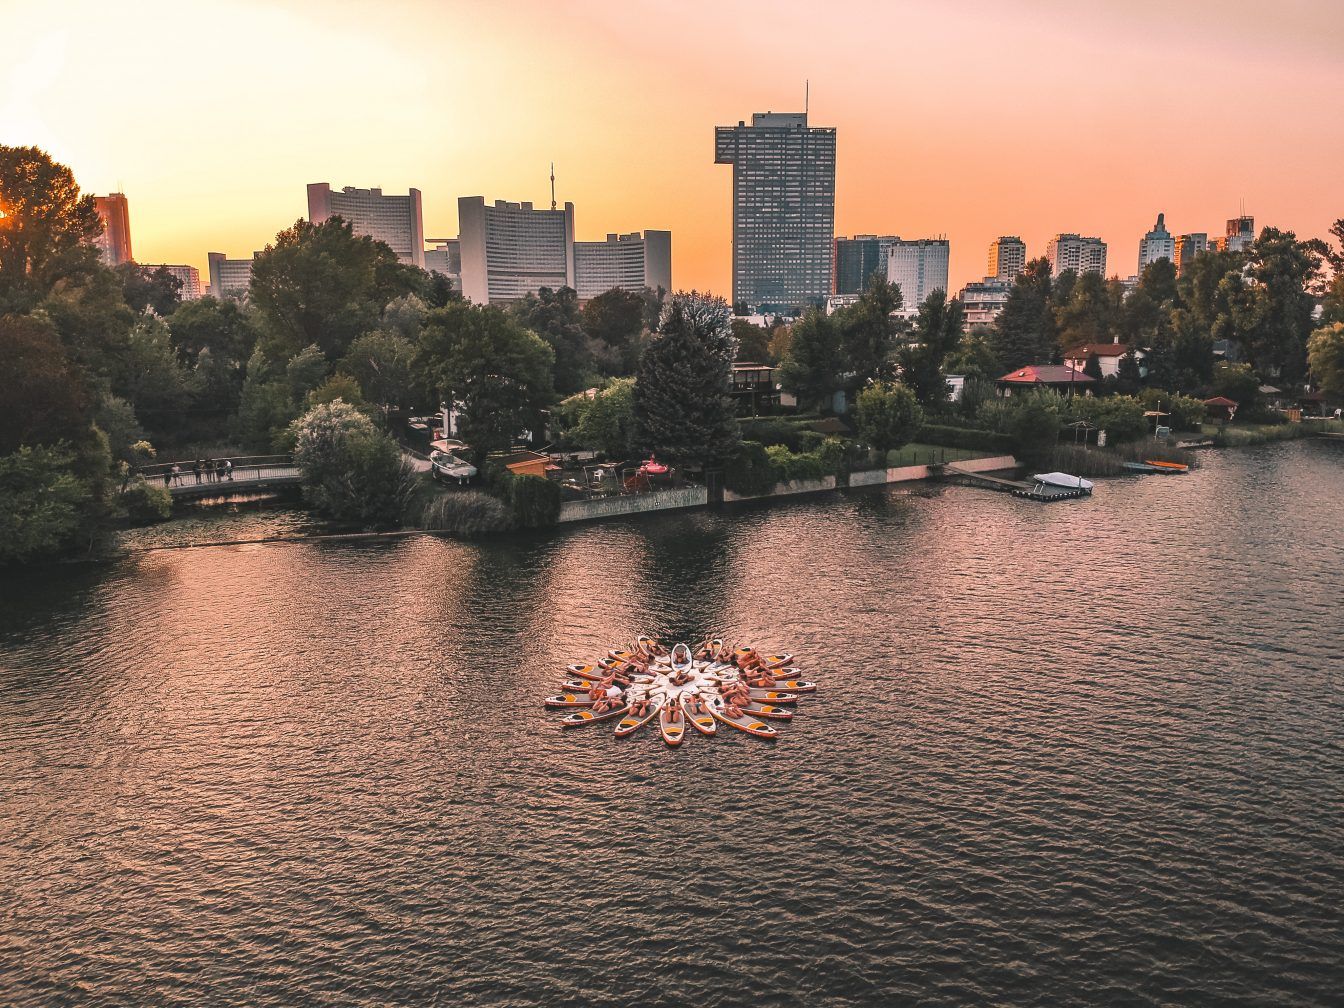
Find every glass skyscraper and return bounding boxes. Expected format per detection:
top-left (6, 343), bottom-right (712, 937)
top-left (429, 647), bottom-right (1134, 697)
top-left (715, 112), bottom-right (836, 314)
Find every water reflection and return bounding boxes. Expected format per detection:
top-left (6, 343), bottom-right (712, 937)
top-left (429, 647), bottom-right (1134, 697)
top-left (2, 442), bottom-right (1343, 1006)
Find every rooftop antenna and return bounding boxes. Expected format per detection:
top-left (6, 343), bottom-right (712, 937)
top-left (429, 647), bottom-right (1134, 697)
top-left (805, 79), bottom-right (809, 115)
top-left (550, 162), bottom-right (556, 212)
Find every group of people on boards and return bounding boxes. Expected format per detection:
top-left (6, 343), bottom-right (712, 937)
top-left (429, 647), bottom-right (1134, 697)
top-left (583, 637), bottom-right (779, 722)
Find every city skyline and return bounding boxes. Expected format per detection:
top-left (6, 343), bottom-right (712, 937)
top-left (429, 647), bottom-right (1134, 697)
top-left (9, 0), bottom-right (1342, 297)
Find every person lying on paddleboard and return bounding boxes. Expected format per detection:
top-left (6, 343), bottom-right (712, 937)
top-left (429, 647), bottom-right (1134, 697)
top-left (591, 682), bottom-right (624, 713)
top-left (628, 692), bottom-right (653, 718)
top-left (683, 692), bottom-right (708, 716)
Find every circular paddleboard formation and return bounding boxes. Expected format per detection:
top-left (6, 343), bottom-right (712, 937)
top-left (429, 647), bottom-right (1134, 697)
top-left (545, 638), bottom-right (816, 745)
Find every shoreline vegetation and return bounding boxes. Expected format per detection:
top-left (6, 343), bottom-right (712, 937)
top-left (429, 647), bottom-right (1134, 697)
top-left (4, 145), bottom-right (1343, 567)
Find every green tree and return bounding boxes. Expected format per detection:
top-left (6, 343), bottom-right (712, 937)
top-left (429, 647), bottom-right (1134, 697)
top-left (856, 382), bottom-right (923, 453)
top-left (341, 330), bottom-right (420, 412)
top-left (1307, 323), bottom-right (1344, 397)
top-left (1005, 392), bottom-right (1061, 468)
top-left (117, 263), bottom-right (183, 317)
top-left (581, 287), bottom-right (646, 375)
top-left (1234, 227), bottom-right (1322, 383)
top-left (513, 285), bottom-right (589, 395)
top-left (0, 145), bottom-right (102, 313)
top-left (289, 400), bottom-right (416, 526)
top-left (0, 444), bottom-right (89, 565)
top-left (417, 302), bottom-right (554, 457)
top-left (0, 314), bottom-right (91, 454)
top-left (1055, 270), bottom-right (1115, 350)
top-left (991, 258), bottom-right (1056, 370)
top-left (113, 318), bottom-right (192, 434)
top-left (572, 377), bottom-right (636, 455)
top-left (168, 295), bottom-right (257, 365)
top-left (306, 374), bottom-right (365, 409)
top-left (898, 289), bottom-right (964, 405)
top-left (777, 308), bottom-right (840, 412)
top-left (836, 274), bottom-right (903, 387)
top-left (945, 328), bottom-right (1001, 381)
top-left (248, 217), bottom-right (415, 360)
top-left (731, 318), bottom-right (772, 362)
top-left (1211, 362), bottom-right (1263, 415)
top-left (632, 292), bottom-right (740, 466)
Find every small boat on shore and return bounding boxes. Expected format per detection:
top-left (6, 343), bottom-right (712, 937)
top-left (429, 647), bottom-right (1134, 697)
top-left (1144, 459), bottom-right (1189, 473)
top-left (1121, 462), bottom-right (1165, 474)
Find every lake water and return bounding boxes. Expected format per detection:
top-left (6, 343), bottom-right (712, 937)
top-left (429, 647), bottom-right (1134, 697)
top-left (3, 441), bottom-right (1342, 1006)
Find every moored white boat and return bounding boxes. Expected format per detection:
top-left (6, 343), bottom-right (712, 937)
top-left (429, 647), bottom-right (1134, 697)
top-left (1031, 472), bottom-right (1094, 492)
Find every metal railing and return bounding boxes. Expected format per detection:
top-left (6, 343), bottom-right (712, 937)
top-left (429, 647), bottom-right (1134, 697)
top-left (135, 455), bottom-right (298, 491)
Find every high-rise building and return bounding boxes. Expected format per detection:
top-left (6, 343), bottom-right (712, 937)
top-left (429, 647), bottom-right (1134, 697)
top-left (457, 197), bottom-right (575, 305)
top-left (834, 236), bottom-right (903, 295)
top-left (423, 238), bottom-right (461, 285)
top-left (1173, 233), bottom-right (1208, 276)
top-left (1219, 215), bottom-right (1255, 252)
top-left (987, 236), bottom-right (1026, 282)
top-left (1046, 234), bottom-right (1107, 277)
top-left (959, 278), bottom-right (1014, 330)
top-left (93, 193), bottom-right (133, 266)
top-left (886, 239), bottom-right (950, 312)
top-left (207, 252), bottom-right (256, 299)
top-left (140, 264), bottom-right (202, 301)
top-left (1137, 213), bottom-right (1176, 274)
top-left (574, 231), bottom-right (672, 300)
top-left (307, 183), bottom-right (425, 268)
top-left (715, 111), bottom-right (837, 314)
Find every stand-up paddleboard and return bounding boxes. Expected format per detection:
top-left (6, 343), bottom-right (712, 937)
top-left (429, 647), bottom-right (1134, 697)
top-left (768, 679), bottom-right (816, 693)
top-left (680, 694), bottom-right (717, 736)
top-left (659, 703), bottom-right (686, 746)
top-left (747, 688), bottom-right (800, 704)
top-left (560, 704), bottom-right (630, 727)
top-left (708, 699), bottom-right (778, 739)
top-left (614, 699), bottom-right (662, 737)
top-left (544, 693), bottom-right (597, 708)
top-left (743, 702), bottom-right (793, 721)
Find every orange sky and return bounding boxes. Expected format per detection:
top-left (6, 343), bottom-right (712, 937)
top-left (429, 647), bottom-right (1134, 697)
top-left (6, 0), bottom-right (1341, 294)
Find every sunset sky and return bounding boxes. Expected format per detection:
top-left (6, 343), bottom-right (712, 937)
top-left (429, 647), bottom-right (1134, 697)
top-left (6, 0), bottom-right (1341, 294)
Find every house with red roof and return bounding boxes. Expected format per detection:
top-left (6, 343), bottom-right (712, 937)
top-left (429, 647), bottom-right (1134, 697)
top-left (1062, 341), bottom-right (1147, 379)
top-left (997, 365), bottom-right (1096, 397)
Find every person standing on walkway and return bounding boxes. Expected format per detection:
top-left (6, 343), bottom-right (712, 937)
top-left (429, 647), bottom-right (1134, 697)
top-left (223, 459), bottom-right (233, 481)
top-left (169, 463), bottom-right (182, 486)
top-left (203, 457), bottom-right (215, 482)
top-left (192, 459), bottom-right (202, 484)
top-left (162, 468), bottom-right (172, 488)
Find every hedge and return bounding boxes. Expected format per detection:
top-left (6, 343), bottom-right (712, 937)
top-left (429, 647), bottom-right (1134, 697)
top-left (915, 424), bottom-right (1015, 454)
top-left (480, 462), bottom-right (562, 528)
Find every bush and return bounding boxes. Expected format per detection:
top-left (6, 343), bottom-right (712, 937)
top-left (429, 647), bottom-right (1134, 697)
top-left (817, 437), bottom-right (847, 476)
top-left (420, 491), bottom-right (511, 537)
top-left (1064, 394), bottom-right (1149, 444)
top-left (856, 382), bottom-right (923, 453)
top-left (121, 478), bottom-right (173, 524)
top-left (479, 463), bottom-right (561, 528)
top-left (725, 440), bottom-right (779, 496)
top-left (510, 474), bottom-right (561, 528)
top-left (765, 444), bottom-right (826, 482)
top-left (290, 400), bottom-right (417, 526)
top-left (1006, 396), bottom-right (1062, 468)
top-left (1139, 390), bottom-right (1205, 431)
top-left (915, 423), bottom-right (1015, 454)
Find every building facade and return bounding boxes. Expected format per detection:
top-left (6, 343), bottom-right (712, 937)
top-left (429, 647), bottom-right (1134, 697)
top-left (306, 183), bottom-right (425, 268)
top-left (207, 252), bottom-right (255, 299)
top-left (886, 238), bottom-right (950, 312)
top-left (574, 231), bottom-right (671, 300)
top-left (1218, 216), bottom-right (1255, 252)
top-left (959, 278), bottom-right (1013, 330)
top-left (423, 238), bottom-right (461, 285)
top-left (457, 197), bottom-right (575, 305)
top-left (1137, 212), bottom-right (1176, 275)
top-left (141, 264), bottom-right (202, 301)
top-left (1046, 234), bottom-right (1107, 277)
top-left (93, 193), bottom-right (133, 266)
top-left (987, 236), bottom-right (1026, 282)
top-left (1173, 233), bottom-right (1208, 276)
top-left (715, 111), bottom-right (837, 314)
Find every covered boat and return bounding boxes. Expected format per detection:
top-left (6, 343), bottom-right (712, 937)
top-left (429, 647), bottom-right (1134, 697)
top-left (1031, 472), bottom-right (1094, 492)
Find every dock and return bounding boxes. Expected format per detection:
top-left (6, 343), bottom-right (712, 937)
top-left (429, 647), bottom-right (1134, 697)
top-left (940, 463), bottom-right (1090, 502)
